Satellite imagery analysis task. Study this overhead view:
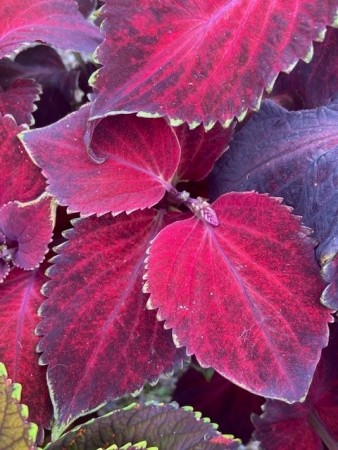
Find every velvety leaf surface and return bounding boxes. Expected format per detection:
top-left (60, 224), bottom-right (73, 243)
top-left (0, 362), bottom-right (38, 450)
top-left (21, 105), bottom-right (181, 216)
top-left (271, 26), bottom-right (338, 109)
top-left (145, 192), bottom-right (331, 402)
top-left (0, 196), bottom-right (56, 271)
top-left (0, 79), bottom-right (41, 126)
top-left (0, 269), bottom-right (53, 429)
top-left (0, 115), bottom-right (45, 206)
top-left (46, 402), bottom-right (240, 450)
top-left (174, 122), bottom-right (234, 182)
top-left (173, 366), bottom-right (264, 443)
top-left (91, 0), bottom-right (338, 126)
top-left (252, 324), bottom-right (338, 449)
top-left (37, 210), bottom-right (186, 438)
top-left (0, 0), bottom-right (101, 58)
top-left (209, 100), bottom-right (338, 260)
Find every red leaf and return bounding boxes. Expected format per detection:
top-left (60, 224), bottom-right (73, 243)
top-left (0, 195), bottom-right (56, 273)
top-left (21, 105), bottom-right (181, 216)
top-left (37, 210), bottom-right (186, 438)
top-left (0, 79), bottom-right (41, 125)
top-left (175, 122), bottom-right (234, 182)
top-left (145, 192), bottom-right (332, 402)
top-left (0, 114), bottom-right (46, 206)
top-left (0, 0), bottom-right (101, 59)
top-left (90, 1), bottom-right (337, 126)
top-left (252, 324), bottom-right (338, 449)
top-left (0, 268), bottom-right (53, 428)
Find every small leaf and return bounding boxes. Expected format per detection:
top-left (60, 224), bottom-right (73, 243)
top-left (146, 192), bottom-right (332, 402)
top-left (91, 0), bottom-right (337, 126)
top-left (252, 324), bottom-right (338, 449)
top-left (37, 210), bottom-right (186, 438)
top-left (0, 268), bottom-right (53, 428)
top-left (175, 122), bottom-right (234, 182)
top-left (0, 114), bottom-right (46, 207)
top-left (0, 195), bottom-right (56, 271)
top-left (0, 79), bottom-right (41, 126)
top-left (0, 0), bottom-right (101, 59)
top-left (0, 361), bottom-right (38, 450)
top-left (21, 105), bottom-right (181, 216)
top-left (46, 402), bottom-right (240, 450)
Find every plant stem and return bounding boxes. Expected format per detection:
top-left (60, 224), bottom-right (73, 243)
top-left (308, 409), bottom-right (338, 450)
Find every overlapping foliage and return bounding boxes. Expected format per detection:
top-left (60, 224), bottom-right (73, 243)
top-left (0, 0), bottom-right (337, 449)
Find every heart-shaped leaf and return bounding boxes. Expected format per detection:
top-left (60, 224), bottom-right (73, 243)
top-left (252, 324), bottom-right (338, 449)
top-left (210, 100), bottom-right (338, 260)
top-left (21, 105), bottom-right (181, 216)
top-left (90, 0), bottom-right (337, 126)
top-left (37, 210), bottom-right (186, 438)
top-left (0, 79), bottom-right (41, 126)
top-left (145, 192), bottom-right (332, 402)
top-left (0, 362), bottom-right (38, 450)
top-left (45, 402), bottom-right (240, 450)
top-left (0, 268), bottom-right (53, 428)
top-left (0, 115), bottom-right (46, 207)
top-left (0, 0), bottom-right (101, 59)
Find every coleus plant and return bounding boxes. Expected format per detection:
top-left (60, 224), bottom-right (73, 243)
top-left (0, 0), bottom-right (337, 449)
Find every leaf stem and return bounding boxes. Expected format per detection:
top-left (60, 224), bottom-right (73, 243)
top-left (308, 409), bottom-right (338, 450)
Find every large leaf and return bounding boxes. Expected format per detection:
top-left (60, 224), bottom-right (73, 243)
top-left (145, 192), bottom-right (332, 402)
top-left (90, 0), bottom-right (338, 126)
top-left (0, 79), bottom-right (41, 126)
top-left (21, 105), bottom-right (181, 216)
top-left (37, 210), bottom-right (186, 438)
top-left (0, 0), bottom-right (101, 59)
top-left (0, 269), bottom-right (53, 429)
top-left (46, 402), bottom-right (240, 450)
top-left (209, 100), bottom-right (338, 260)
top-left (0, 115), bottom-right (45, 207)
top-left (0, 362), bottom-right (38, 450)
top-left (252, 324), bottom-right (338, 449)
top-left (271, 26), bottom-right (338, 109)
top-left (174, 122), bottom-right (234, 183)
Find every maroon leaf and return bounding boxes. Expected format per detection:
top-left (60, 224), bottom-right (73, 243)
top-left (0, 268), bottom-right (53, 428)
top-left (173, 366), bottom-right (264, 443)
top-left (21, 105), bottom-right (181, 216)
top-left (0, 195), bottom-right (56, 273)
top-left (252, 323), bottom-right (338, 449)
top-left (90, 1), bottom-right (337, 126)
top-left (46, 402), bottom-right (240, 450)
top-left (0, 0), bottom-right (101, 59)
top-left (0, 114), bottom-right (46, 207)
top-left (0, 79), bottom-right (41, 125)
top-left (175, 122), bottom-right (234, 182)
top-left (145, 192), bottom-right (332, 402)
top-left (209, 100), bottom-right (338, 261)
top-left (37, 210), bottom-right (186, 438)
top-left (271, 26), bottom-right (338, 109)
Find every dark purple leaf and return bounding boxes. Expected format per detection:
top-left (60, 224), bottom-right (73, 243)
top-left (46, 402), bottom-right (240, 450)
top-left (91, 0), bottom-right (337, 126)
top-left (145, 192), bottom-right (332, 402)
top-left (0, 0), bottom-right (101, 59)
top-left (0, 79), bottom-right (41, 125)
top-left (0, 196), bottom-right (56, 273)
top-left (173, 366), bottom-right (264, 443)
top-left (175, 122), bottom-right (234, 182)
top-left (271, 26), bottom-right (338, 109)
top-left (210, 100), bottom-right (338, 260)
top-left (252, 323), bottom-right (338, 449)
top-left (37, 210), bottom-right (186, 438)
top-left (76, 0), bottom-right (97, 18)
top-left (0, 268), bottom-right (53, 429)
top-left (21, 105), bottom-right (181, 216)
top-left (0, 362), bottom-right (38, 449)
top-left (0, 114), bottom-right (46, 207)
